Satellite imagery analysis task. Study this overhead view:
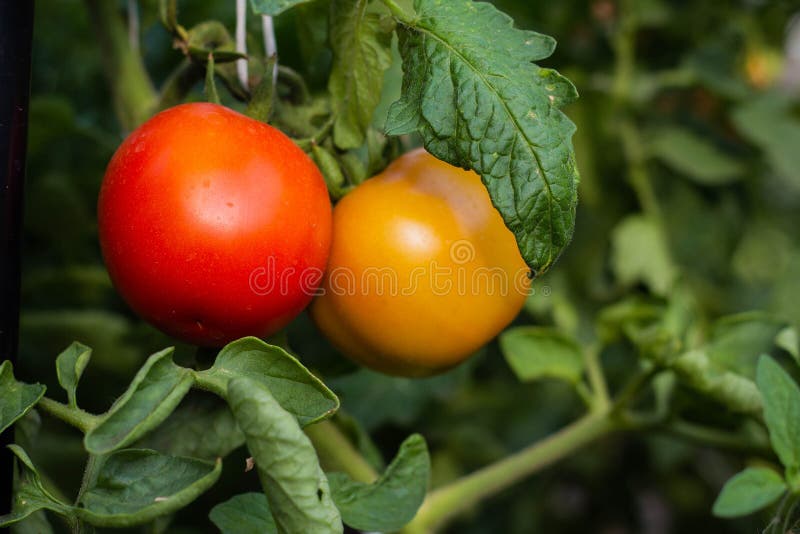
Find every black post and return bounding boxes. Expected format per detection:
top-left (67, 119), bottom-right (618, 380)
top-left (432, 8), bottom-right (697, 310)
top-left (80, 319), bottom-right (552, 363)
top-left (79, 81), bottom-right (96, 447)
top-left (0, 0), bottom-right (35, 513)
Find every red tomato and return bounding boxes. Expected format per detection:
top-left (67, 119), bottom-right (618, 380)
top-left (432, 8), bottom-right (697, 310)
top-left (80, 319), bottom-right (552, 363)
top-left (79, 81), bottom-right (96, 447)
top-left (98, 103), bottom-right (331, 346)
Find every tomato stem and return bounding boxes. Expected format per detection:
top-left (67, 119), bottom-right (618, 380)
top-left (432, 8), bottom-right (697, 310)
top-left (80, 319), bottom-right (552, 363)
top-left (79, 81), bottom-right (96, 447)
top-left (660, 418), bottom-right (773, 456)
top-left (37, 397), bottom-right (100, 434)
top-left (305, 419), bottom-right (379, 484)
top-left (584, 344), bottom-right (611, 412)
top-left (381, 0), bottom-right (415, 24)
top-left (401, 413), bottom-right (618, 534)
top-left (610, 0), bottom-right (663, 221)
top-left (611, 363), bottom-right (660, 413)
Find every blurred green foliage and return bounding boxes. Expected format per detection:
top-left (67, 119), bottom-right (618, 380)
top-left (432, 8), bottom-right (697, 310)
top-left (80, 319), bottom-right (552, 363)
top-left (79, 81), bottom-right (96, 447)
top-left (17, 0), bottom-right (800, 532)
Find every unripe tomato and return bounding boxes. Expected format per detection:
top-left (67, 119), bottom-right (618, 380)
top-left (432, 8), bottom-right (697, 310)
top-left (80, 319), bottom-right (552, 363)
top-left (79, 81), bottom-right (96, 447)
top-left (311, 149), bottom-right (530, 376)
top-left (98, 103), bottom-right (331, 346)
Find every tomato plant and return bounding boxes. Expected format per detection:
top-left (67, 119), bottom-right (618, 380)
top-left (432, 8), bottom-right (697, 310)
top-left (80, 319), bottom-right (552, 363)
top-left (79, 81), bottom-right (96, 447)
top-left (98, 102), bottom-right (331, 346)
top-left (3, 1), bottom-right (800, 533)
top-left (312, 148), bottom-right (529, 376)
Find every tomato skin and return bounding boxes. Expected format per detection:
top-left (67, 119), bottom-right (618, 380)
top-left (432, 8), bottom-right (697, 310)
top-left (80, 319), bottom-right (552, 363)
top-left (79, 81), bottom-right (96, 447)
top-left (311, 148), bottom-right (530, 377)
top-left (98, 103), bottom-right (331, 346)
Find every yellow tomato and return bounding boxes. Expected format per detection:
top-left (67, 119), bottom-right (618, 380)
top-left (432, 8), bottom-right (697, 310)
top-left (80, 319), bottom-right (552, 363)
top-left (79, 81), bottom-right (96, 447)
top-left (310, 148), bottom-right (530, 377)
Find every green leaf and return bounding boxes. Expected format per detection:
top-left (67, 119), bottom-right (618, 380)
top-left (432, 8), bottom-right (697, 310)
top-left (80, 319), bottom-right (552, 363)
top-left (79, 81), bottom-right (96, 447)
top-left (10, 510), bottom-right (54, 534)
top-left (712, 467), bottom-right (785, 518)
top-left (249, 0), bottom-right (315, 16)
top-left (329, 434), bottom-right (429, 531)
top-left (596, 297), bottom-right (666, 344)
top-left (776, 326), bottom-right (800, 364)
top-left (756, 356), bottom-right (800, 477)
top-left (77, 449), bottom-right (221, 527)
top-left (499, 327), bottom-right (584, 384)
top-left (0, 445), bottom-right (71, 528)
top-left (209, 493), bottom-right (277, 534)
top-left (0, 361), bottom-right (46, 435)
top-left (85, 348), bottom-right (194, 454)
top-left (186, 21), bottom-right (246, 64)
top-left (732, 95), bottom-right (800, 192)
top-left (647, 126), bottom-right (743, 185)
top-left (610, 215), bottom-right (677, 296)
top-left (385, 0), bottom-right (579, 275)
top-left (245, 56), bottom-right (277, 123)
top-left (329, 0), bottom-right (394, 149)
top-left (227, 377), bottom-right (343, 534)
top-left (662, 349), bottom-right (762, 415)
top-left (195, 337), bottom-right (339, 426)
top-left (312, 144), bottom-right (349, 199)
top-left (55, 341), bottom-right (91, 408)
top-left (330, 362), bottom-right (474, 431)
top-left (159, 0), bottom-right (179, 33)
top-left (136, 395), bottom-right (244, 461)
top-left (707, 312), bottom-right (788, 378)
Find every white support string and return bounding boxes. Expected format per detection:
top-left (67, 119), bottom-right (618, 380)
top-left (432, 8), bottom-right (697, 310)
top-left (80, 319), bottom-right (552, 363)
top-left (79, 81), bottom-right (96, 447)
top-left (127, 0), bottom-right (140, 51)
top-left (262, 15), bottom-right (278, 92)
top-left (235, 0), bottom-right (249, 91)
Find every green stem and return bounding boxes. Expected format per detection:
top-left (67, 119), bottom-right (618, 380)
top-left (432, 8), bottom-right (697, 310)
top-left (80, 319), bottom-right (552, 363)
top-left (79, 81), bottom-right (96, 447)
top-left (191, 372), bottom-right (226, 398)
top-left (770, 493), bottom-right (792, 534)
top-left (295, 115), bottom-right (337, 152)
top-left (584, 345), bottom-right (610, 412)
top-left (619, 118), bottom-right (660, 219)
top-left (305, 420), bottom-right (378, 484)
top-left (401, 413), bottom-right (617, 534)
top-left (157, 60), bottom-right (205, 111)
top-left (611, 0), bottom-right (636, 107)
top-left (612, 364), bottom-right (660, 414)
top-left (37, 397), bottom-right (99, 433)
top-left (277, 65), bottom-right (311, 104)
top-left (781, 493), bottom-right (800, 533)
top-left (610, 0), bottom-right (662, 220)
top-left (85, 0), bottom-right (157, 131)
top-left (661, 419), bottom-right (772, 456)
top-left (72, 454), bottom-right (106, 534)
top-left (380, 0), bottom-right (415, 24)
top-left (574, 382), bottom-right (595, 408)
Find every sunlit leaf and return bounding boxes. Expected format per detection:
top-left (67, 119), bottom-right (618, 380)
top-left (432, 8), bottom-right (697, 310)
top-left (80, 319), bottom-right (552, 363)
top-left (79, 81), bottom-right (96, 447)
top-left (386, 0), bottom-right (579, 275)
top-left (712, 467), bottom-right (785, 518)
top-left (329, 434), bottom-right (429, 531)
top-left (227, 377), bottom-right (343, 533)
top-left (85, 348), bottom-right (194, 454)
top-left (0, 362), bottom-right (45, 435)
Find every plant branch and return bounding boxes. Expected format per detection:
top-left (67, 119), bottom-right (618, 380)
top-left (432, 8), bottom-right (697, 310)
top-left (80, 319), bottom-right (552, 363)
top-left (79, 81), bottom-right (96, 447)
top-left (37, 397), bottom-right (99, 433)
top-left (611, 0), bottom-right (636, 106)
top-left (157, 60), bottom-right (205, 111)
top-left (612, 364), bottom-right (660, 413)
top-left (72, 453), bottom-right (107, 534)
top-left (659, 418), bottom-right (773, 456)
top-left (401, 413), bottom-right (617, 533)
top-left (277, 65), bottom-right (311, 104)
top-left (610, 0), bottom-right (661, 220)
top-left (85, 0), bottom-right (157, 131)
top-left (619, 118), bottom-right (660, 219)
top-left (305, 419), bottom-right (378, 484)
top-left (584, 345), bottom-right (610, 412)
top-left (381, 0), bottom-right (415, 24)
